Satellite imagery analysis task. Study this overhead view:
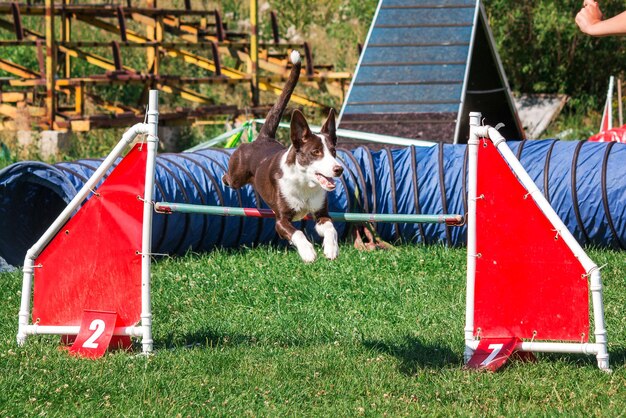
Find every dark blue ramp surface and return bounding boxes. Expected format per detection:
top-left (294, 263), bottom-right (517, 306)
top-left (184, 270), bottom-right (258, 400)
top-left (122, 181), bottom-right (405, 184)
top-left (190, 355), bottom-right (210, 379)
top-left (339, 0), bottom-right (524, 144)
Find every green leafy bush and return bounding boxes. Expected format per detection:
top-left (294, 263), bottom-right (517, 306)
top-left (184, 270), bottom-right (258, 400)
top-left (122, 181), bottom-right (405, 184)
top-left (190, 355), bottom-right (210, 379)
top-left (484, 0), bottom-right (626, 110)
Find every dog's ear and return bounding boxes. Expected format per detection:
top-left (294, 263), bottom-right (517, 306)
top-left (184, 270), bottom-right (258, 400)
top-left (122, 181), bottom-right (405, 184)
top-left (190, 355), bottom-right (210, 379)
top-left (290, 109), bottom-right (310, 150)
top-left (320, 108), bottom-right (337, 146)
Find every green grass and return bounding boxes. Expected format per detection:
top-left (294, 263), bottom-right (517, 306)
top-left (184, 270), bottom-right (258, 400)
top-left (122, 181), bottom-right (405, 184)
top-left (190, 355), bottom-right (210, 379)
top-left (0, 244), bottom-right (624, 416)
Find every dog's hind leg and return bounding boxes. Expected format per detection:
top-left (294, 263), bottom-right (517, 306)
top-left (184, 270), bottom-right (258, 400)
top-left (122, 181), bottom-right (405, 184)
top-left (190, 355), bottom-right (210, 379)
top-left (222, 172), bottom-right (248, 188)
top-left (315, 217), bottom-right (339, 260)
top-left (222, 149), bottom-right (251, 189)
top-left (275, 217), bottom-right (316, 263)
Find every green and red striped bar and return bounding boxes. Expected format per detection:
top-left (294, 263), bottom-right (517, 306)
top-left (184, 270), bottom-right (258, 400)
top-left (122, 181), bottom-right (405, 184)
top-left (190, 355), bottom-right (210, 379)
top-left (154, 202), bottom-right (464, 226)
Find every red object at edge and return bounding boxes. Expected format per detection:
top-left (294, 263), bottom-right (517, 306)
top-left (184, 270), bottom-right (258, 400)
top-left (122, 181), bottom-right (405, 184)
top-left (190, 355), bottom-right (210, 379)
top-left (588, 125), bottom-right (626, 143)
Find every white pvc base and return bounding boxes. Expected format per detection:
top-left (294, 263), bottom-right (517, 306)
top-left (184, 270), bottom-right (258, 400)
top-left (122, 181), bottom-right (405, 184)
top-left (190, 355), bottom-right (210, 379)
top-left (19, 325), bottom-right (144, 338)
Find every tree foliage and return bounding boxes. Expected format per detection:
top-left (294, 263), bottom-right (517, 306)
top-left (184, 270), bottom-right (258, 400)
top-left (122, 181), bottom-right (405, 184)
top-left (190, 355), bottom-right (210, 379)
top-left (484, 0), bottom-right (626, 108)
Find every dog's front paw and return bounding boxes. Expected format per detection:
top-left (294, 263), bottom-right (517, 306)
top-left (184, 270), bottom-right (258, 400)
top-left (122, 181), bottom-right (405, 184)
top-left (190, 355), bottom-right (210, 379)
top-left (299, 244), bottom-right (317, 263)
top-left (316, 221), bottom-right (339, 260)
top-left (291, 231), bottom-right (317, 263)
top-left (323, 237), bottom-right (339, 260)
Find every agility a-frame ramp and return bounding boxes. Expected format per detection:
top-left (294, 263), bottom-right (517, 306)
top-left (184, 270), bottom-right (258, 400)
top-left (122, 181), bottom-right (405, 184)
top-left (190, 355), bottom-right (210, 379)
top-left (338, 0), bottom-right (525, 144)
top-left (15, 96), bottom-right (609, 369)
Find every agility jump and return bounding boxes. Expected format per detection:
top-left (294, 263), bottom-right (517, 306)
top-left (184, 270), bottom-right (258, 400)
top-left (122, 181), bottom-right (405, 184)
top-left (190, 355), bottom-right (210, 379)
top-left (17, 91), bottom-right (160, 356)
top-left (154, 202), bottom-right (463, 225)
top-left (464, 113), bottom-right (609, 371)
top-left (15, 92), bottom-right (610, 371)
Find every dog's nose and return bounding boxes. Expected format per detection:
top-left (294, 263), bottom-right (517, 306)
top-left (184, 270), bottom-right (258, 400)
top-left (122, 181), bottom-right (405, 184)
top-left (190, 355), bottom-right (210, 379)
top-left (333, 165), bottom-right (343, 176)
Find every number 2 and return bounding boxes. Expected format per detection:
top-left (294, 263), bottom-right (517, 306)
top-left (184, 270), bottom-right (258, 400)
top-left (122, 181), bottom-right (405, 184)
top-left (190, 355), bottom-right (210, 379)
top-left (82, 319), bottom-right (106, 349)
top-left (480, 343), bottom-right (504, 366)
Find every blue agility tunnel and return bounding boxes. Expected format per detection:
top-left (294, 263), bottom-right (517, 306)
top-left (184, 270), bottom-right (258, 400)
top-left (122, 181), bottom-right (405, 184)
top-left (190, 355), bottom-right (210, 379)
top-left (1, 140), bottom-right (625, 266)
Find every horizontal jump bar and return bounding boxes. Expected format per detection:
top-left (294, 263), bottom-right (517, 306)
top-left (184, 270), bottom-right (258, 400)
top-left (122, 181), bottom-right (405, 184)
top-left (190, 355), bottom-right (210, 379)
top-left (154, 202), bottom-right (464, 226)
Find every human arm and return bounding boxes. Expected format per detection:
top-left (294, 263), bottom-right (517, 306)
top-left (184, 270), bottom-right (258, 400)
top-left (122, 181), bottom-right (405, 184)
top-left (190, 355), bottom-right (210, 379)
top-left (576, 1), bottom-right (626, 36)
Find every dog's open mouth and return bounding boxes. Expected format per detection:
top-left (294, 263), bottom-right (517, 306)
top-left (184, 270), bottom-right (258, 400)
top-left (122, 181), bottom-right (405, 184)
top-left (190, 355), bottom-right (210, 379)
top-left (316, 173), bottom-right (336, 191)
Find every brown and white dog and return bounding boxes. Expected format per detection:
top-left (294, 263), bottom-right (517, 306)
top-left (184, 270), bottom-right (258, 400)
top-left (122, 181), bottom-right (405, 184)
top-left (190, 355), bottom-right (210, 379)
top-left (222, 51), bottom-right (343, 262)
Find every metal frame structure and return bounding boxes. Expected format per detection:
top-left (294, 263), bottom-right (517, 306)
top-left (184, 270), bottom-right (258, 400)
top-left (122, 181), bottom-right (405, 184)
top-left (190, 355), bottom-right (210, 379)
top-left (0, 1), bottom-right (350, 132)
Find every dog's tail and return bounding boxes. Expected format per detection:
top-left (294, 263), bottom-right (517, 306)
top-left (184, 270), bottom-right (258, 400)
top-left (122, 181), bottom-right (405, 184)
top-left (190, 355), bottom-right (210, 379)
top-left (258, 50), bottom-right (301, 139)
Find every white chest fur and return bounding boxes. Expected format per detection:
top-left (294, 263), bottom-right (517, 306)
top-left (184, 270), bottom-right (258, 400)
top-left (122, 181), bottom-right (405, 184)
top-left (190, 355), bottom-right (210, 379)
top-left (278, 161), bottom-right (327, 220)
top-left (278, 177), bottom-right (326, 220)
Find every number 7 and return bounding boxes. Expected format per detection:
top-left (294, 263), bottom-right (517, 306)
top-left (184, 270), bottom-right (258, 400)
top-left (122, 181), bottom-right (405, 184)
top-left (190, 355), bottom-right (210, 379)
top-left (480, 343), bottom-right (503, 366)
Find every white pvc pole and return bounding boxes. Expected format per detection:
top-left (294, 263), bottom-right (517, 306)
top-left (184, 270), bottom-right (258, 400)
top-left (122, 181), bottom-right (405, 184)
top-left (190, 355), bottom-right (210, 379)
top-left (17, 259), bottom-right (36, 346)
top-left (24, 325), bottom-right (143, 337)
top-left (17, 123), bottom-right (150, 347)
top-left (463, 112), bottom-right (481, 362)
top-left (467, 340), bottom-right (605, 355)
top-left (140, 90), bottom-right (159, 354)
top-left (589, 269), bottom-right (610, 369)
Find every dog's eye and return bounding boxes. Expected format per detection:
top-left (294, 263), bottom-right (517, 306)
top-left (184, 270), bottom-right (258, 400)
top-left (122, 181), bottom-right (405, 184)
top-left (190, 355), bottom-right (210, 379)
top-left (311, 149), bottom-right (322, 156)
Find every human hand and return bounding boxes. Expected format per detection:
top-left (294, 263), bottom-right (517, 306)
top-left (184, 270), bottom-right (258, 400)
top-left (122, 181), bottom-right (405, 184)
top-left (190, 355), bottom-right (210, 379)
top-left (576, 1), bottom-right (604, 34)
